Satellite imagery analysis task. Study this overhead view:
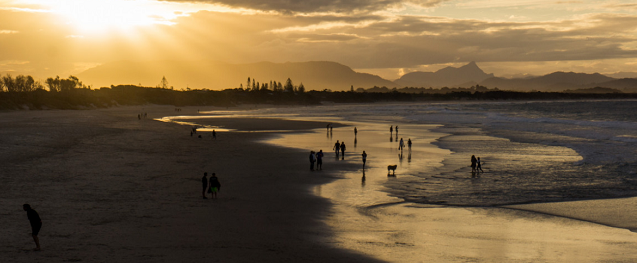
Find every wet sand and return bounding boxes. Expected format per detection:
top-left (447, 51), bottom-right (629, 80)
top-left (3, 105), bottom-right (637, 262)
top-left (264, 117), bottom-right (637, 262)
top-left (0, 106), bottom-right (381, 262)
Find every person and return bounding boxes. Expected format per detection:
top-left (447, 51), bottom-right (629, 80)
top-left (477, 157), bottom-right (484, 173)
top-left (208, 173), bottom-right (221, 199)
top-left (395, 126), bottom-right (399, 134)
top-left (399, 138), bottom-right (405, 151)
top-left (23, 204), bottom-right (41, 251)
top-left (333, 140), bottom-right (340, 156)
top-left (354, 127), bottom-right (358, 136)
top-left (390, 125), bottom-right (393, 134)
top-left (471, 155), bottom-right (477, 173)
top-left (362, 151), bottom-right (367, 168)
top-left (212, 130), bottom-right (216, 140)
top-left (202, 172), bottom-right (208, 199)
top-left (408, 138), bottom-right (412, 148)
top-left (309, 151), bottom-right (316, 171)
top-left (340, 142), bottom-right (346, 160)
top-left (316, 150), bottom-right (324, 170)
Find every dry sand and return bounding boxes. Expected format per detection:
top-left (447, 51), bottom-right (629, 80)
top-left (0, 105), bottom-right (381, 262)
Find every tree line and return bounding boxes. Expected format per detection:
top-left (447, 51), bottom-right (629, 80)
top-left (1, 74), bottom-right (636, 110)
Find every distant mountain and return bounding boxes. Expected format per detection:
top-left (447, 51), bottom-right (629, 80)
top-left (480, 72), bottom-right (618, 91)
top-left (606, 72), bottom-right (637, 79)
top-left (77, 61), bottom-right (396, 91)
top-left (394, 61), bottom-right (494, 87)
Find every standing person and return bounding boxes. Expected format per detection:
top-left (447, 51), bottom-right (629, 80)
top-left (396, 126), bottom-right (399, 134)
top-left (212, 130), bottom-right (216, 140)
top-left (309, 151), bottom-right (316, 171)
top-left (340, 142), bottom-right (346, 160)
top-left (209, 173), bottom-right (221, 199)
top-left (202, 172), bottom-right (208, 199)
top-left (399, 138), bottom-right (405, 151)
top-left (354, 127), bottom-right (358, 136)
top-left (470, 155), bottom-right (477, 173)
top-left (477, 157), bottom-right (484, 173)
top-left (316, 150), bottom-right (324, 170)
top-left (390, 125), bottom-right (393, 135)
top-left (23, 204), bottom-right (41, 251)
top-left (333, 140), bottom-right (341, 156)
top-left (362, 151), bottom-right (367, 168)
top-left (408, 138), bottom-right (412, 148)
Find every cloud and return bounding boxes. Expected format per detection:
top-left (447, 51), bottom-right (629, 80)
top-left (159, 0), bottom-right (448, 13)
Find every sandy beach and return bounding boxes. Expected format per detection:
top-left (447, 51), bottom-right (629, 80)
top-left (3, 105), bottom-right (637, 263)
top-left (0, 105), bottom-right (381, 262)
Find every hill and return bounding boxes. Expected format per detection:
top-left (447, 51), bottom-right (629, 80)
top-left (77, 61), bottom-right (396, 91)
top-left (394, 61), bottom-right (494, 87)
top-left (480, 72), bottom-right (620, 91)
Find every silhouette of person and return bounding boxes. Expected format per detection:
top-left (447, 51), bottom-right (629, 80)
top-left (208, 173), bottom-right (221, 199)
top-left (309, 151), bottom-right (316, 171)
top-left (399, 138), bottom-right (405, 151)
top-left (333, 140), bottom-right (340, 156)
top-left (471, 155), bottom-right (477, 173)
top-left (23, 204), bottom-right (41, 251)
top-left (362, 151), bottom-right (367, 168)
top-left (477, 157), bottom-right (484, 173)
top-left (408, 138), bottom-right (412, 148)
top-left (340, 142), bottom-right (346, 160)
top-left (395, 126), bottom-right (399, 134)
top-left (390, 125), bottom-right (393, 134)
top-left (354, 127), bottom-right (358, 136)
top-left (316, 150), bottom-right (324, 170)
top-left (212, 130), bottom-right (216, 140)
top-left (202, 172), bottom-right (208, 199)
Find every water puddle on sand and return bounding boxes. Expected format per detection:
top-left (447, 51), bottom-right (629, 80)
top-left (264, 119), bottom-right (637, 262)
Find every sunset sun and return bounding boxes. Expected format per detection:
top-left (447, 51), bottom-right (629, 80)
top-left (40, 0), bottom-right (181, 33)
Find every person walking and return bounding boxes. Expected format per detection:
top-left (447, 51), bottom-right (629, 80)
top-left (362, 151), bottom-right (367, 168)
top-left (354, 127), bottom-right (358, 136)
top-left (208, 173), bottom-right (221, 199)
top-left (390, 125), bottom-right (393, 135)
top-left (316, 150), bottom-right (324, 170)
top-left (333, 140), bottom-right (341, 156)
top-left (340, 142), bottom-right (346, 160)
top-left (23, 204), bottom-right (41, 251)
top-left (399, 138), bottom-right (405, 151)
top-left (408, 138), bottom-right (412, 148)
top-left (202, 172), bottom-right (208, 199)
top-left (309, 151), bottom-right (316, 171)
top-left (477, 157), bottom-right (484, 173)
top-left (212, 130), bottom-right (216, 140)
top-left (471, 155), bottom-right (477, 173)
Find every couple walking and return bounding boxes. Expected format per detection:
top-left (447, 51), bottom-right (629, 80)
top-left (470, 155), bottom-right (483, 173)
top-left (333, 140), bottom-right (346, 159)
top-left (310, 150), bottom-right (324, 170)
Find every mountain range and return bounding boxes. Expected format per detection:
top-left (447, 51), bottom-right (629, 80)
top-left (78, 60), bottom-right (637, 92)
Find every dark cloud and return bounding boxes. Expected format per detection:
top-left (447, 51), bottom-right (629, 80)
top-left (160, 0), bottom-right (447, 13)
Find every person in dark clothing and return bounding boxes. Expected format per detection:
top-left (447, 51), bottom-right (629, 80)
top-left (23, 204), bottom-right (41, 251)
top-left (316, 150), bottom-right (324, 170)
top-left (209, 173), bottom-right (221, 199)
top-left (202, 172), bottom-right (208, 199)
top-left (340, 142), bottom-right (346, 160)
top-left (309, 151), bottom-right (316, 171)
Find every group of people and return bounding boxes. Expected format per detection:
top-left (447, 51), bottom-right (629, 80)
top-left (201, 172), bottom-right (221, 199)
top-left (333, 140), bottom-right (347, 159)
top-left (398, 138), bottom-right (412, 151)
top-left (470, 155), bottom-right (484, 173)
top-left (309, 150), bottom-right (325, 171)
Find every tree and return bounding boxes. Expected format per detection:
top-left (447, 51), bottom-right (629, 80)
top-left (298, 83), bottom-right (305, 93)
top-left (284, 78), bottom-right (294, 93)
top-left (46, 76), bottom-right (61, 92)
top-left (159, 76), bottom-right (169, 89)
top-left (2, 74), bottom-right (16, 92)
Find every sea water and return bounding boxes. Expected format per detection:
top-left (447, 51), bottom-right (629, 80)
top-left (253, 100), bottom-right (637, 206)
top-left (178, 100), bottom-right (637, 261)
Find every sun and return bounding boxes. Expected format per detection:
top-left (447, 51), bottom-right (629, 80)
top-left (39, 0), bottom-right (181, 33)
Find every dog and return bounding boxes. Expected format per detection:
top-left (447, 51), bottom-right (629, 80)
top-left (387, 165), bottom-right (397, 176)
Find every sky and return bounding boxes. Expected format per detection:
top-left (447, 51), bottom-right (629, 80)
top-left (1, 0), bottom-right (637, 82)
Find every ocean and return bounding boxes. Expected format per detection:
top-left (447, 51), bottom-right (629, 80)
top-left (170, 100), bottom-right (637, 261)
